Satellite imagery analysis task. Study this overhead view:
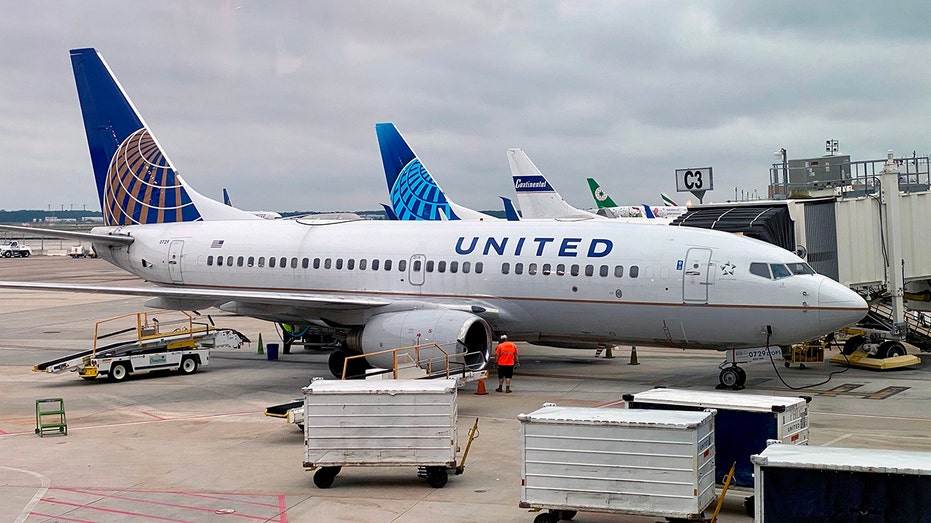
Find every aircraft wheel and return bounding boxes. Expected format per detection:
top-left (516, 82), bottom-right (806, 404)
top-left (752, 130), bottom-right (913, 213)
top-left (109, 363), bottom-right (130, 382)
top-left (842, 336), bottom-right (865, 355)
top-left (735, 366), bottom-right (747, 387)
top-left (180, 356), bottom-right (198, 375)
top-left (719, 367), bottom-right (740, 389)
top-left (313, 466), bottom-right (341, 489)
top-left (426, 466), bottom-right (448, 488)
top-left (879, 341), bottom-right (907, 358)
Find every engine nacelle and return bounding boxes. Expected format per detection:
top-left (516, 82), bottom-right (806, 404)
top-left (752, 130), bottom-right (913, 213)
top-left (345, 310), bottom-right (492, 373)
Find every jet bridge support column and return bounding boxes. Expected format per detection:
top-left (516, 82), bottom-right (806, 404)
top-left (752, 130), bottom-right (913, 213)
top-left (880, 151), bottom-right (907, 336)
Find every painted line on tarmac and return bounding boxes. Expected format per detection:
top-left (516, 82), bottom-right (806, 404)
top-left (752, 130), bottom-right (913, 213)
top-left (3, 466), bottom-right (50, 523)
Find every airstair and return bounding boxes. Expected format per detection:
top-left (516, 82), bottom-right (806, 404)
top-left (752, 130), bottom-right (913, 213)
top-left (860, 298), bottom-right (931, 352)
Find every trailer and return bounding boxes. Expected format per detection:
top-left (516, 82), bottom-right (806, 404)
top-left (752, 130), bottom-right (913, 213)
top-left (518, 404), bottom-right (716, 523)
top-left (623, 388), bottom-right (809, 489)
top-left (752, 443), bottom-right (931, 522)
top-left (34, 311), bottom-right (245, 381)
top-left (302, 378), bottom-right (477, 489)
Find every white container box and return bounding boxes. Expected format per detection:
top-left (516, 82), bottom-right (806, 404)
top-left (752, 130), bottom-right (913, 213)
top-left (624, 387), bottom-right (809, 487)
top-left (752, 443), bottom-right (931, 522)
top-left (302, 379), bottom-right (458, 472)
top-left (518, 405), bottom-right (716, 520)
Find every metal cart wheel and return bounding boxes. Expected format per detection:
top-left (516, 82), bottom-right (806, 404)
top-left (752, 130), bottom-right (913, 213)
top-left (313, 466), bottom-right (341, 489)
top-left (559, 509), bottom-right (577, 520)
top-left (533, 512), bottom-right (556, 523)
top-left (426, 466), bottom-right (448, 488)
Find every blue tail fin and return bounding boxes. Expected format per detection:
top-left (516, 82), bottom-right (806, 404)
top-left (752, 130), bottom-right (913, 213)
top-left (375, 123), bottom-right (459, 221)
top-left (223, 188), bottom-right (232, 206)
top-left (643, 204), bottom-right (656, 219)
top-left (70, 48), bottom-right (255, 225)
top-left (500, 197), bottom-right (521, 221)
top-left (381, 204), bottom-right (399, 220)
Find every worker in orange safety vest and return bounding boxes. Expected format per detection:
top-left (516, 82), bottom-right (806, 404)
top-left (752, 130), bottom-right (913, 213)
top-left (495, 334), bottom-right (519, 393)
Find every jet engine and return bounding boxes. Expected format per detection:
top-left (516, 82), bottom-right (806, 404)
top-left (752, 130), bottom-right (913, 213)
top-left (341, 309), bottom-right (492, 377)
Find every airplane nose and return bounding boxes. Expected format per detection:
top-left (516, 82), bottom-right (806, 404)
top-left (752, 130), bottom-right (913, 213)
top-left (818, 278), bottom-right (868, 332)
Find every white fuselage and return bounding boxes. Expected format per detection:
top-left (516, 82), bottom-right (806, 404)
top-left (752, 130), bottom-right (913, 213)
top-left (92, 218), bottom-right (866, 350)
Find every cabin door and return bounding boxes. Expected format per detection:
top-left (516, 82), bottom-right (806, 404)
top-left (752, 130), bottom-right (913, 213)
top-left (682, 248), bottom-right (712, 303)
top-left (168, 240), bottom-right (184, 284)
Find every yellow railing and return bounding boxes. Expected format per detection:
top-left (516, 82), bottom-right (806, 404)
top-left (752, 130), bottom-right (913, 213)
top-left (92, 310), bottom-right (210, 356)
top-left (341, 343), bottom-right (455, 380)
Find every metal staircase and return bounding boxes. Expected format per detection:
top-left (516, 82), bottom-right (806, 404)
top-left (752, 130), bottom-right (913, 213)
top-left (863, 298), bottom-right (931, 352)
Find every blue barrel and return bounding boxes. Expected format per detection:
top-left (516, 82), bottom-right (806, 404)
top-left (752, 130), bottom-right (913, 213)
top-left (266, 343), bottom-right (279, 360)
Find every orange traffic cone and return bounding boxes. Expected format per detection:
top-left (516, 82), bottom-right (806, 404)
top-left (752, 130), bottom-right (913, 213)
top-left (475, 378), bottom-right (488, 395)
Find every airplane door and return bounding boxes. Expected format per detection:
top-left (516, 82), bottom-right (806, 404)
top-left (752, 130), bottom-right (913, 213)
top-left (682, 248), bottom-right (712, 303)
top-left (409, 254), bottom-right (425, 286)
top-left (168, 240), bottom-right (184, 284)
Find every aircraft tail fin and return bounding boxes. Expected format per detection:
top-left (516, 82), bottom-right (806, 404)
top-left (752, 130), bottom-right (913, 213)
top-left (500, 196), bottom-right (521, 221)
top-left (586, 178), bottom-right (618, 208)
top-left (223, 188), bottom-right (232, 206)
top-left (381, 204), bottom-right (399, 221)
top-left (661, 192), bottom-right (678, 207)
top-left (642, 204), bottom-right (656, 219)
top-left (508, 149), bottom-right (599, 220)
top-left (70, 48), bottom-right (257, 226)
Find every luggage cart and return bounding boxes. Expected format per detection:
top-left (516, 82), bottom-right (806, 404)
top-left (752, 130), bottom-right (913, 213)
top-left (302, 379), bottom-right (479, 488)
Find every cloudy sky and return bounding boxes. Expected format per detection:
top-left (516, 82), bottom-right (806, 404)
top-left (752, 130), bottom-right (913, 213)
top-left (3, 1), bottom-right (931, 213)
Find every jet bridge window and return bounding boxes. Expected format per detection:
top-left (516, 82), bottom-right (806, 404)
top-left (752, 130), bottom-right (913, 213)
top-left (750, 262), bottom-right (771, 279)
top-left (787, 262), bottom-right (815, 275)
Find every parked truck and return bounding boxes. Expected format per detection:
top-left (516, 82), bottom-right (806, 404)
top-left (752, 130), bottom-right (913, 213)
top-left (0, 240), bottom-right (31, 258)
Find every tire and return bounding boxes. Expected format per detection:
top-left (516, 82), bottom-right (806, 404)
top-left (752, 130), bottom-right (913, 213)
top-left (21, 251), bottom-right (29, 257)
top-left (735, 367), bottom-right (747, 387)
top-left (533, 513), bottom-right (555, 523)
top-left (426, 466), bottom-right (448, 488)
top-left (880, 341), bottom-right (907, 358)
top-left (559, 510), bottom-right (577, 520)
top-left (2, 251), bottom-right (11, 258)
top-left (719, 367), bottom-right (740, 388)
top-left (180, 357), bottom-right (198, 375)
top-left (313, 466), bottom-right (340, 489)
top-left (843, 335), bottom-right (865, 355)
top-left (109, 363), bottom-right (130, 382)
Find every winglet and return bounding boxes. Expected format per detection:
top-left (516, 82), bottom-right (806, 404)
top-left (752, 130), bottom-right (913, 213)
top-left (500, 196), bottom-right (521, 221)
top-left (223, 188), bottom-right (232, 206)
top-left (70, 48), bottom-right (257, 225)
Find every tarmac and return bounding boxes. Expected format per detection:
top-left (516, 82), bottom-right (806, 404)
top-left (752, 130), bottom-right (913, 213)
top-left (1, 256), bottom-right (930, 523)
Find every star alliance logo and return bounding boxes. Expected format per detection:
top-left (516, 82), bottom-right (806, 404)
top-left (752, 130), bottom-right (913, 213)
top-left (721, 261), bottom-right (736, 276)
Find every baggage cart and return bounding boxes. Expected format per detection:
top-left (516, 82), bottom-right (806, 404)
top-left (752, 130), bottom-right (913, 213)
top-left (302, 379), bottom-right (476, 489)
top-left (518, 404), bottom-right (716, 522)
top-left (624, 387), bottom-right (809, 488)
top-left (752, 443), bottom-right (931, 522)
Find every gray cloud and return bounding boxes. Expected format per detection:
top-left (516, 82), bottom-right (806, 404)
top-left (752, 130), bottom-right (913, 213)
top-left (2, 1), bottom-right (931, 213)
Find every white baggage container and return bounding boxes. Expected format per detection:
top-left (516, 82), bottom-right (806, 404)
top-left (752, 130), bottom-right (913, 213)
top-left (624, 387), bottom-right (809, 487)
top-left (518, 405), bottom-right (716, 523)
top-left (752, 443), bottom-right (931, 522)
top-left (302, 378), bottom-right (459, 488)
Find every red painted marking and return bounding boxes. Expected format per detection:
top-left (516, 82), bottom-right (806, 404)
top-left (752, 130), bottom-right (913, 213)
top-left (39, 499), bottom-right (191, 522)
top-left (138, 411), bottom-right (168, 421)
top-left (277, 494), bottom-right (289, 523)
top-left (0, 429), bottom-right (9, 435)
top-left (58, 487), bottom-right (281, 508)
top-left (49, 488), bottom-right (286, 521)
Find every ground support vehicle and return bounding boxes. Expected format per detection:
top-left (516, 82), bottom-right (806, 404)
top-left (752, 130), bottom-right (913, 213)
top-left (34, 311), bottom-right (246, 382)
top-left (302, 379), bottom-right (477, 489)
top-left (0, 240), bottom-right (31, 257)
top-left (519, 405), bottom-right (716, 523)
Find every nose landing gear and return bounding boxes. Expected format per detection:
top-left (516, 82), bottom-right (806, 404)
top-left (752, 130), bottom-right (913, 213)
top-left (717, 364), bottom-right (747, 390)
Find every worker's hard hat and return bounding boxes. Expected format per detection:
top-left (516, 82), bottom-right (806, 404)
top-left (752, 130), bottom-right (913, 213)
top-left (500, 334), bottom-right (508, 341)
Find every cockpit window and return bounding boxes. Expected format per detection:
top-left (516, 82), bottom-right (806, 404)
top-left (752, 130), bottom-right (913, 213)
top-left (749, 262), bottom-right (771, 279)
top-left (770, 263), bottom-right (792, 279)
top-left (786, 262), bottom-right (815, 275)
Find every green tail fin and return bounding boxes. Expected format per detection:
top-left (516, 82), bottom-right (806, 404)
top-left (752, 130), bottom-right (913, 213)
top-left (587, 178), bottom-right (617, 208)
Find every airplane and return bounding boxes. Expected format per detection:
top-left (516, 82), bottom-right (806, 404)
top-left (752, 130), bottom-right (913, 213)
top-left (586, 178), bottom-right (689, 220)
top-left (0, 48), bottom-right (868, 389)
top-left (376, 122), bottom-right (498, 221)
top-left (222, 188), bottom-right (282, 220)
top-left (508, 148), bottom-right (603, 220)
top-left (661, 192), bottom-right (679, 207)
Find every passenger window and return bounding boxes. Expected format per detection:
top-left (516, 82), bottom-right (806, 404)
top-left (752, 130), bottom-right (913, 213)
top-left (218, 256), bottom-right (224, 267)
top-left (313, 258), bottom-right (320, 269)
top-left (207, 256), bottom-right (213, 266)
top-left (268, 257), bottom-right (275, 268)
top-left (614, 265), bottom-right (624, 278)
top-left (335, 258), bottom-right (343, 270)
top-left (226, 256), bottom-right (233, 266)
top-left (450, 261), bottom-right (458, 273)
top-left (359, 259), bottom-right (366, 270)
top-left (542, 263), bottom-right (551, 275)
top-left (426, 260), bottom-right (434, 272)
top-left (371, 259), bottom-right (379, 271)
top-left (324, 258), bottom-right (332, 269)
top-left (302, 258), bottom-right (309, 269)
top-left (279, 257), bottom-right (287, 268)
top-left (399, 259), bottom-right (407, 271)
top-left (438, 261), bottom-right (446, 273)
top-left (502, 262), bottom-right (510, 275)
top-left (237, 256), bottom-right (244, 267)
top-left (475, 262), bottom-right (483, 274)
top-left (528, 263), bottom-right (537, 275)
top-left (630, 266), bottom-right (639, 278)
top-left (258, 257), bottom-right (265, 268)
top-left (556, 264), bottom-right (565, 276)
top-left (585, 265), bottom-right (594, 277)
top-left (248, 256), bottom-right (255, 267)
top-left (290, 257), bottom-right (298, 269)
top-left (413, 260), bottom-right (422, 272)
top-left (515, 263), bottom-right (523, 275)
top-left (770, 263), bottom-right (791, 279)
top-left (347, 259), bottom-right (354, 270)
top-left (599, 265), bottom-right (609, 277)
top-left (750, 262), bottom-right (771, 279)
top-left (462, 261), bottom-right (471, 273)
top-left (388, 259), bottom-right (396, 271)
top-left (570, 264), bottom-right (580, 276)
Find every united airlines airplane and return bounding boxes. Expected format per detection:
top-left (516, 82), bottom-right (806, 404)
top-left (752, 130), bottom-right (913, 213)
top-left (0, 48), bottom-right (868, 388)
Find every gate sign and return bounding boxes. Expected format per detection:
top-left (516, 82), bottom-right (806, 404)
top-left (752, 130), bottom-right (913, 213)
top-left (675, 167), bottom-right (713, 192)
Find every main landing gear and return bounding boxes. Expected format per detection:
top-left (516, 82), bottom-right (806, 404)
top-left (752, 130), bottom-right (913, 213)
top-left (717, 364), bottom-right (747, 390)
